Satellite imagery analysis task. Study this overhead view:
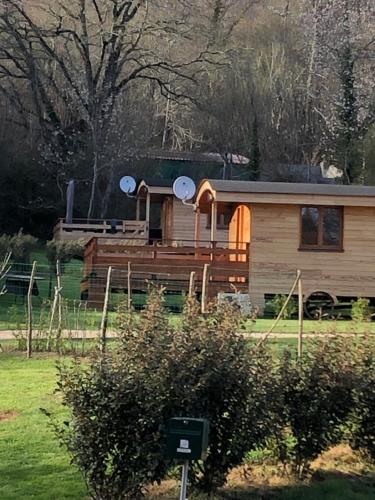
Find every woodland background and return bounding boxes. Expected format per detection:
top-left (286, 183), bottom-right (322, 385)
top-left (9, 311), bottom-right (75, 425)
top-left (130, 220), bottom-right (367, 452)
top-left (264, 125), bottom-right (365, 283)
top-left (0, 0), bottom-right (374, 237)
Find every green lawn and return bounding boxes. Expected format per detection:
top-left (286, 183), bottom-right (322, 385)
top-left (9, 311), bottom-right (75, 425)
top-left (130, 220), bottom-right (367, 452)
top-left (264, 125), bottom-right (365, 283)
top-left (1, 352), bottom-right (375, 499)
top-left (0, 354), bottom-right (86, 499)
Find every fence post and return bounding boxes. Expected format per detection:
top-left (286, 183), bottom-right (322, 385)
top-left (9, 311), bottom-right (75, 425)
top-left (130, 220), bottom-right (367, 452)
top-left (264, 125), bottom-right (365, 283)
top-left (298, 270), bottom-right (303, 358)
top-left (27, 261), bottom-right (37, 358)
top-left (56, 259), bottom-right (62, 347)
top-left (127, 262), bottom-right (132, 311)
top-left (201, 264), bottom-right (209, 314)
top-left (188, 271), bottom-right (196, 297)
top-left (100, 266), bottom-right (112, 353)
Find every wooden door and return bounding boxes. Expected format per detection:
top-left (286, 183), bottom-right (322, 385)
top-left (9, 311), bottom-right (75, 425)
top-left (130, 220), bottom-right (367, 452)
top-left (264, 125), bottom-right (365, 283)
top-left (229, 205), bottom-right (251, 262)
top-left (161, 197), bottom-right (173, 242)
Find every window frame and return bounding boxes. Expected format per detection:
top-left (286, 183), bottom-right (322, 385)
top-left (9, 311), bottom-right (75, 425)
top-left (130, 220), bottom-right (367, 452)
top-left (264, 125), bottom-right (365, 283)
top-left (299, 205), bottom-right (344, 252)
top-left (206, 210), bottom-right (232, 230)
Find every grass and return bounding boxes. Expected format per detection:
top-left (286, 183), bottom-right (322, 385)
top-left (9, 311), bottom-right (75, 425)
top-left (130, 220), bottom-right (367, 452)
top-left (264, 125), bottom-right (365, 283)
top-left (1, 352), bottom-right (375, 499)
top-left (0, 353), bottom-right (86, 499)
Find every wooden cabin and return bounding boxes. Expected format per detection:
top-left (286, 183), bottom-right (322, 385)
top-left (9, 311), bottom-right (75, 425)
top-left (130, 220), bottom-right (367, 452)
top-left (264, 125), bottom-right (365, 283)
top-left (196, 180), bottom-right (375, 315)
top-left (136, 179), bottom-right (229, 245)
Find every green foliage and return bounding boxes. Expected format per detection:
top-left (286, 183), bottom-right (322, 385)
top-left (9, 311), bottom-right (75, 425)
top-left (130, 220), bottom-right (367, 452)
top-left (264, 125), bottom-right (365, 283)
top-left (349, 338), bottom-right (375, 461)
top-left (351, 297), bottom-right (371, 322)
top-left (0, 233), bottom-right (38, 262)
top-left (55, 290), bottom-right (276, 497)
top-left (161, 298), bottom-right (276, 493)
top-left (45, 240), bottom-right (85, 270)
top-left (271, 338), bottom-right (357, 478)
top-left (55, 288), bottom-right (172, 499)
top-left (267, 294), bottom-right (297, 319)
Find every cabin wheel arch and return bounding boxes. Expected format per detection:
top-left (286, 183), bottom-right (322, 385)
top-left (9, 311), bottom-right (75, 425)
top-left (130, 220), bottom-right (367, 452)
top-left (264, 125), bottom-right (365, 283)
top-left (303, 289), bottom-right (338, 319)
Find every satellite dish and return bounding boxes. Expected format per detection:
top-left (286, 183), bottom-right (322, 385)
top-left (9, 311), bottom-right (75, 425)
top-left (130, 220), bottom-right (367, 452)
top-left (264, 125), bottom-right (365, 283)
top-left (173, 176), bottom-right (196, 201)
top-left (119, 176), bottom-right (136, 194)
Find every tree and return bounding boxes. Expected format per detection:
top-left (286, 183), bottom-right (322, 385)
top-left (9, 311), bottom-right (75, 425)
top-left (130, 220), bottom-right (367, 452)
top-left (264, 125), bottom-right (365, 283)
top-left (0, 0), bottom-right (211, 218)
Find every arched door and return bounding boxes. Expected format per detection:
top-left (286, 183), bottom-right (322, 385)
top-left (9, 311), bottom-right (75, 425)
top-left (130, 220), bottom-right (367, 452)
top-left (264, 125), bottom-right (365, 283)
top-left (229, 205), bottom-right (251, 262)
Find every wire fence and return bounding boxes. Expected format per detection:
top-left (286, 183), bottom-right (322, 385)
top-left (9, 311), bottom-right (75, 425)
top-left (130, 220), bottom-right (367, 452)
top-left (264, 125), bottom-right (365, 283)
top-left (0, 258), bottom-right (253, 336)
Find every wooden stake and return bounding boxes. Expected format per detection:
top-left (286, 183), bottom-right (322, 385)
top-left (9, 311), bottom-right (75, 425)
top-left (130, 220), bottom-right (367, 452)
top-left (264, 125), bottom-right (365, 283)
top-left (47, 285), bottom-right (61, 351)
top-left (201, 264), bottom-right (209, 314)
top-left (27, 261), bottom-right (37, 358)
top-left (257, 271), bottom-right (300, 348)
top-left (100, 266), bottom-right (112, 353)
top-left (127, 262), bottom-right (132, 311)
top-left (189, 271), bottom-right (196, 297)
top-left (298, 270), bottom-right (303, 358)
top-left (56, 259), bottom-right (62, 345)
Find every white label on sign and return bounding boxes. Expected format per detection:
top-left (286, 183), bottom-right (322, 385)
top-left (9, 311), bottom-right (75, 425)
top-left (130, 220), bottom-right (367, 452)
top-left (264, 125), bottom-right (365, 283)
top-left (177, 448), bottom-right (191, 453)
top-left (180, 439), bottom-right (189, 449)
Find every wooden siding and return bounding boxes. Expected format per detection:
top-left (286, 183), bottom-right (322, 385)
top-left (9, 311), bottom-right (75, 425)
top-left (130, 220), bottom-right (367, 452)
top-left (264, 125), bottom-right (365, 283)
top-left (249, 204), bottom-right (375, 309)
top-left (216, 192), bottom-right (375, 207)
top-left (171, 199), bottom-right (229, 245)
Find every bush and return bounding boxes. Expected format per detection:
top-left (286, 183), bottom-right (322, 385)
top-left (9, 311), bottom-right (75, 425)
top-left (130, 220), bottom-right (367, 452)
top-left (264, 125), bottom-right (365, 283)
top-left (46, 240), bottom-right (85, 270)
top-left (349, 338), bottom-right (375, 461)
top-left (160, 298), bottom-right (276, 493)
top-left (0, 232), bottom-right (38, 262)
top-left (54, 290), bottom-right (276, 497)
top-left (271, 338), bottom-right (357, 477)
top-left (351, 297), bottom-right (371, 322)
top-left (55, 288), bottom-right (172, 499)
top-left (267, 294), bottom-right (297, 319)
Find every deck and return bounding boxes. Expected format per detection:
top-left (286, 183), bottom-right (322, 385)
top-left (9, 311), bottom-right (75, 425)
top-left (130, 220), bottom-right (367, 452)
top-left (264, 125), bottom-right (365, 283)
top-left (83, 237), bottom-right (250, 307)
top-left (53, 218), bottom-right (148, 242)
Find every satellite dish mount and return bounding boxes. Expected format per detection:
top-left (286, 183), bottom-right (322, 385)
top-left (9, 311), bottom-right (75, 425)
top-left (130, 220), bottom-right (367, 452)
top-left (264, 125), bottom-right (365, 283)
top-left (173, 176), bottom-right (197, 208)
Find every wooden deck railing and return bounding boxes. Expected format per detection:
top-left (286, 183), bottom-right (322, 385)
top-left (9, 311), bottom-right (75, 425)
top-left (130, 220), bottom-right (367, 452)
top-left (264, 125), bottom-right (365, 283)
top-left (84, 237), bottom-right (250, 303)
top-left (54, 218), bottom-right (148, 241)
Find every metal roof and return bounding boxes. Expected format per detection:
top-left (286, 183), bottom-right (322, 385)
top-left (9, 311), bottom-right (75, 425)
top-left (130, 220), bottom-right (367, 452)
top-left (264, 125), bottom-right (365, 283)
top-left (203, 180), bottom-right (375, 197)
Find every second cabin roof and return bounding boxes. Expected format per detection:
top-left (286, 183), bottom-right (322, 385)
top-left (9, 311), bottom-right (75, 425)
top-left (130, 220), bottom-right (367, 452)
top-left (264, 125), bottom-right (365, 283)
top-left (196, 180), bottom-right (375, 207)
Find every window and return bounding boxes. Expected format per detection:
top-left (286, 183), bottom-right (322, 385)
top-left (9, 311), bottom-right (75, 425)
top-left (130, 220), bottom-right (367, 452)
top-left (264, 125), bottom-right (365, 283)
top-left (206, 209), bottom-right (232, 230)
top-left (300, 206), bottom-right (343, 251)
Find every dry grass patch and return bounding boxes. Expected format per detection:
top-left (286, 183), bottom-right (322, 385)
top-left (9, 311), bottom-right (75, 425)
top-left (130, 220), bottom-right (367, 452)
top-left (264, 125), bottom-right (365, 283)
top-left (146, 445), bottom-right (375, 499)
top-left (0, 409), bottom-right (20, 422)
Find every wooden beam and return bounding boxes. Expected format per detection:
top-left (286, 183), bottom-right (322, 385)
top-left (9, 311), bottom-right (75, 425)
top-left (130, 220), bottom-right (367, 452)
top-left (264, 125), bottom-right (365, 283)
top-left (210, 201), bottom-right (217, 243)
top-left (136, 198), bottom-right (141, 221)
top-left (145, 193), bottom-right (151, 231)
top-left (194, 208), bottom-right (200, 249)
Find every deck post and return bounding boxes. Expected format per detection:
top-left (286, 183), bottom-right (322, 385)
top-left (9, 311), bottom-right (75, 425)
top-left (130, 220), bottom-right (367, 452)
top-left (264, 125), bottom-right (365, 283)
top-left (194, 208), bottom-right (201, 249)
top-left (136, 198), bottom-right (141, 221)
top-left (210, 201), bottom-right (217, 244)
top-left (146, 193), bottom-right (151, 232)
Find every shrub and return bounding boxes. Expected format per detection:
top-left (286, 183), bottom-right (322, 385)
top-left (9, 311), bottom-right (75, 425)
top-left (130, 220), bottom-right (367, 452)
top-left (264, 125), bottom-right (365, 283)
top-left (46, 240), bottom-right (85, 270)
top-left (55, 288), bottom-right (172, 499)
top-left (0, 232), bottom-right (38, 262)
top-left (351, 297), bottom-right (371, 322)
top-left (349, 338), bottom-right (375, 461)
top-left (271, 338), bottom-right (357, 478)
top-left (54, 290), bottom-right (276, 497)
top-left (160, 298), bottom-right (276, 493)
top-left (267, 294), bottom-right (297, 319)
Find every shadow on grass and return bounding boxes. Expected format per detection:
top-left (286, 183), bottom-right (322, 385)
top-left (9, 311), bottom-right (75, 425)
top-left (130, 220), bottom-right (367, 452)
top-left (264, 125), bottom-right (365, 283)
top-left (148, 470), bottom-right (375, 500)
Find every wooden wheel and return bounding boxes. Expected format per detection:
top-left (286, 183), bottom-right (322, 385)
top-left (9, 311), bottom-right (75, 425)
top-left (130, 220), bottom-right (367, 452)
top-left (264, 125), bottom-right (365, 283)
top-left (304, 291), bottom-right (336, 320)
